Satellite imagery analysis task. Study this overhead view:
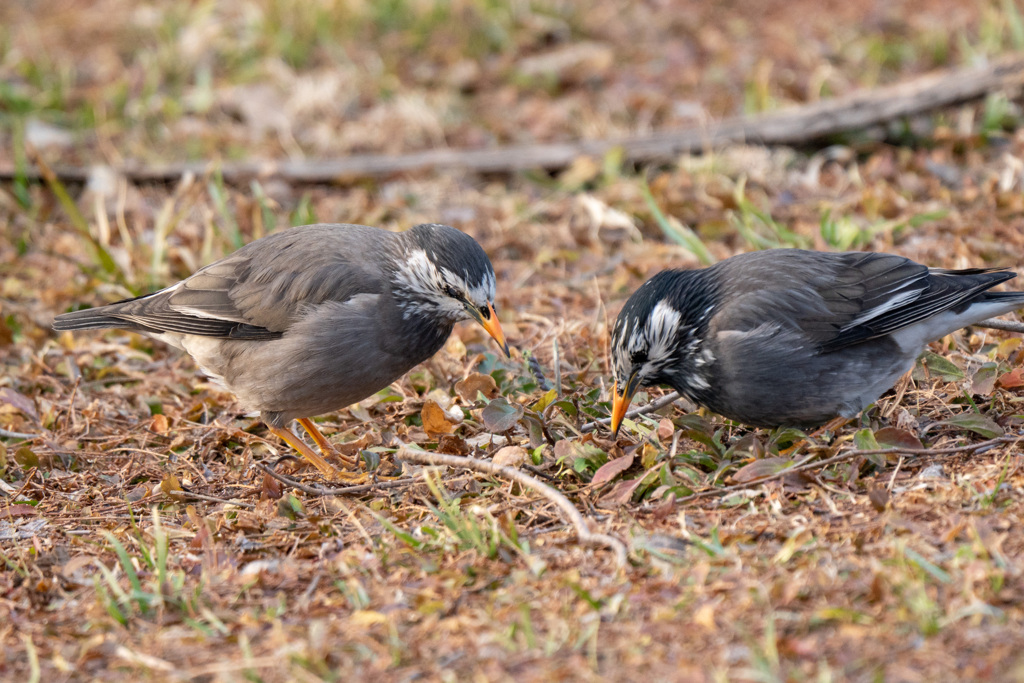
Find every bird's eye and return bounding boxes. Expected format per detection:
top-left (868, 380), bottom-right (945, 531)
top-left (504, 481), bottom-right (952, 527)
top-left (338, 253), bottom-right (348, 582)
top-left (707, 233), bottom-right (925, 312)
top-left (444, 284), bottom-right (460, 299)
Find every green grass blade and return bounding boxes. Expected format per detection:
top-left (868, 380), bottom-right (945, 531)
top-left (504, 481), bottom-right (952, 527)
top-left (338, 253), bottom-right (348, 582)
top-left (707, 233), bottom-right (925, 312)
top-left (101, 531), bottom-right (145, 597)
top-left (28, 145), bottom-right (127, 285)
top-left (639, 178), bottom-right (716, 265)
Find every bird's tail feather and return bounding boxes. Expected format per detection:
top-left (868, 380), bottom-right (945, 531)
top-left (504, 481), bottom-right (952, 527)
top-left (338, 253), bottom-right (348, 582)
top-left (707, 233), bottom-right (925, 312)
top-left (52, 307), bottom-right (134, 332)
top-left (982, 291), bottom-right (1024, 305)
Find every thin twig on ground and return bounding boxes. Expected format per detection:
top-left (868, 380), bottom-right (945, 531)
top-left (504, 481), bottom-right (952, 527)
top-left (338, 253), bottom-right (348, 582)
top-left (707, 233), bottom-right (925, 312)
top-left (581, 392), bottom-right (680, 433)
top-left (673, 432), bottom-right (1024, 505)
top-left (253, 462), bottom-right (420, 496)
top-left (396, 447), bottom-right (628, 567)
top-left (0, 427), bottom-right (40, 440)
top-left (178, 491), bottom-right (256, 509)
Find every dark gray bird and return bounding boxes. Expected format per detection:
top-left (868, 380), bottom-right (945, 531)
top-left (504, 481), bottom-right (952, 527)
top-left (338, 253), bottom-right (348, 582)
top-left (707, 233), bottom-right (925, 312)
top-left (54, 223), bottom-right (509, 477)
top-left (609, 249), bottom-right (1024, 433)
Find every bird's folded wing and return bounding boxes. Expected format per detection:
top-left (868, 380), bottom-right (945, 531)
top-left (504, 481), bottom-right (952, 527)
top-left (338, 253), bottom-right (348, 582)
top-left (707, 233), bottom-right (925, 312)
top-left (813, 253), bottom-right (1013, 352)
top-left (713, 251), bottom-right (1013, 353)
top-left (84, 225), bottom-right (387, 339)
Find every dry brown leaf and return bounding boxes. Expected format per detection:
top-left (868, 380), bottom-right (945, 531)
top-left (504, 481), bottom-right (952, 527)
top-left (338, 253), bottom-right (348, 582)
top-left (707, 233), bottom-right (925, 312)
top-left (553, 440), bottom-right (575, 460)
top-left (995, 337), bottom-right (1022, 359)
top-left (455, 372), bottom-right (500, 402)
top-left (438, 434), bottom-right (471, 455)
top-left (14, 446), bottom-right (38, 468)
top-left (867, 485), bottom-right (890, 512)
top-left (693, 603), bottom-right (716, 630)
top-left (651, 491), bottom-right (676, 521)
top-left (189, 524), bottom-right (211, 551)
top-left (422, 399), bottom-right (455, 437)
top-left (351, 610), bottom-right (388, 626)
top-left (2, 504), bottom-right (37, 517)
top-left (731, 457), bottom-right (793, 484)
top-left (150, 414), bottom-right (169, 434)
top-left (160, 473), bottom-right (184, 499)
top-left (971, 365), bottom-right (998, 396)
top-left (997, 367), bottom-right (1024, 389)
top-left (125, 484), bottom-right (150, 502)
top-left (0, 387), bottom-right (38, 421)
top-left (492, 445), bottom-right (528, 468)
top-left (61, 554), bottom-right (97, 580)
top-left (640, 442), bottom-right (659, 469)
top-left (657, 418), bottom-right (675, 441)
top-left (597, 476), bottom-right (645, 507)
top-left (591, 452), bottom-right (634, 487)
top-left (335, 431), bottom-right (381, 456)
top-left (261, 472), bottom-right (283, 500)
top-left (873, 427), bottom-right (923, 450)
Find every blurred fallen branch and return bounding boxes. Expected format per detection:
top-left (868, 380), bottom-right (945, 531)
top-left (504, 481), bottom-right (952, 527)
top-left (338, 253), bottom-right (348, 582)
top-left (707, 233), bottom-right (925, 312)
top-left (0, 427), bottom-right (40, 440)
top-left (6, 54), bottom-right (1024, 184)
top-left (396, 447), bottom-right (629, 568)
top-left (975, 318), bottom-right (1024, 334)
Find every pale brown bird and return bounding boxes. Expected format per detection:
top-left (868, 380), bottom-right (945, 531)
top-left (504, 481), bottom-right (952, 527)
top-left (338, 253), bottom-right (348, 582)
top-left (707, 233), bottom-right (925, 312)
top-left (54, 223), bottom-right (509, 477)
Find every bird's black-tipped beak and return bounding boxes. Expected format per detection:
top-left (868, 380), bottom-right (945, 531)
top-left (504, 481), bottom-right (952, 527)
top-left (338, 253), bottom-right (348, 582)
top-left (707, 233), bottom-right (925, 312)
top-left (469, 302), bottom-right (510, 357)
top-left (610, 373), bottom-right (640, 437)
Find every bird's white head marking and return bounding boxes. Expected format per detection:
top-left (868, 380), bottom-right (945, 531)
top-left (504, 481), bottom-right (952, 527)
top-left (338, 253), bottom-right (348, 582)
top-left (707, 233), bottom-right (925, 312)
top-left (614, 299), bottom-right (684, 384)
top-left (393, 249), bottom-right (496, 321)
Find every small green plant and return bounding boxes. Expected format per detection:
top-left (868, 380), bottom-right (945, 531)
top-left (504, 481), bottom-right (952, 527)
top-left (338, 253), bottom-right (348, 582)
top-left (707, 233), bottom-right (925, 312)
top-left (421, 473), bottom-right (528, 561)
top-left (978, 455), bottom-right (1014, 509)
top-left (730, 177), bottom-right (808, 249)
top-left (207, 170), bottom-right (243, 250)
top-left (290, 191), bottom-right (319, 227)
top-left (688, 526), bottom-right (729, 559)
top-left (92, 507), bottom-right (206, 625)
top-left (965, 0), bottom-right (1024, 58)
top-left (639, 177), bottom-right (716, 265)
top-left (980, 92), bottom-right (1021, 141)
top-left (737, 613), bottom-right (782, 683)
top-left (374, 470), bottom-right (540, 571)
top-left (889, 543), bottom-right (951, 636)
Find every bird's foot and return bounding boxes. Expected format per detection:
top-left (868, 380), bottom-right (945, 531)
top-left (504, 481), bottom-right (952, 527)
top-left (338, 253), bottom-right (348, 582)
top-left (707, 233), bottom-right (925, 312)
top-left (267, 424), bottom-right (353, 480)
top-left (809, 416), bottom-right (851, 440)
top-left (296, 417), bottom-right (359, 468)
top-left (777, 417), bottom-right (850, 456)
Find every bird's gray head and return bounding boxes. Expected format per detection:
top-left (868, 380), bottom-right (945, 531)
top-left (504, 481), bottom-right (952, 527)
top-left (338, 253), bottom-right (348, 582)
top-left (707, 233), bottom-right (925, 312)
top-left (609, 270), bottom-right (716, 433)
top-left (392, 223), bottom-right (508, 355)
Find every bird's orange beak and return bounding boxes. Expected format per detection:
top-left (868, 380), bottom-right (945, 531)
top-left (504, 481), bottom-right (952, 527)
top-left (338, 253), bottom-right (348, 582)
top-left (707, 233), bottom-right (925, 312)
top-left (610, 374), bottom-right (639, 437)
top-left (474, 302), bottom-right (510, 357)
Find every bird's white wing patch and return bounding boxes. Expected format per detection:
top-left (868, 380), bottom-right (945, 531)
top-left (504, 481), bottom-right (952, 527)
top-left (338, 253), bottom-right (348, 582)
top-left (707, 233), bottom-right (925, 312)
top-left (843, 287), bottom-right (920, 329)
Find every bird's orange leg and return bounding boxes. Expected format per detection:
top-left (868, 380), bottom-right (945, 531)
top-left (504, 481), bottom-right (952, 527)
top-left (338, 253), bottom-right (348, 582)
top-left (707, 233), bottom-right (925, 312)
top-left (296, 417), bottom-right (357, 468)
top-left (266, 424), bottom-right (363, 482)
top-left (779, 416), bottom-right (851, 456)
top-left (267, 425), bottom-right (339, 478)
top-left (808, 416), bottom-right (851, 439)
